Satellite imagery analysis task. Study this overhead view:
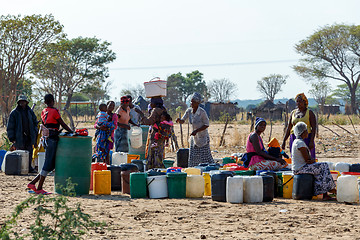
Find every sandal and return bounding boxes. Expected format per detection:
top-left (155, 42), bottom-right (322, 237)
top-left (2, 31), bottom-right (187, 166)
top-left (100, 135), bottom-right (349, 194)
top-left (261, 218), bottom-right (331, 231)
top-left (35, 189), bottom-right (52, 195)
top-left (27, 184), bottom-right (37, 192)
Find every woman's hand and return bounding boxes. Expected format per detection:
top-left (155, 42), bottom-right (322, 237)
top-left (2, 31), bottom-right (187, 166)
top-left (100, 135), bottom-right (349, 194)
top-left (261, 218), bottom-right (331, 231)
top-left (10, 142), bottom-right (16, 151)
top-left (191, 129), bottom-right (198, 136)
top-left (176, 118), bottom-right (185, 124)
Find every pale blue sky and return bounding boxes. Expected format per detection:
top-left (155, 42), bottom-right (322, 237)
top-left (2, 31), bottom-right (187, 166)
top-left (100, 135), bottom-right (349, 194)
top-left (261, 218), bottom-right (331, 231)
top-left (3, 0), bottom-right (360, 101)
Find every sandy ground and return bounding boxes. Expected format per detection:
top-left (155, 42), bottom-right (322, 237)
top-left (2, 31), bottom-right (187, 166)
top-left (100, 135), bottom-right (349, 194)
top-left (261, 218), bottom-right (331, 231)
top-left (1, 123), bottom-right (360, 239)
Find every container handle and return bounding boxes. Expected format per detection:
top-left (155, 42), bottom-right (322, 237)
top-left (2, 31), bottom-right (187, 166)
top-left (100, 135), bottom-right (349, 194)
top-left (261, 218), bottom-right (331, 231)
top-left (150, 77), bottom-right (161, 82)
top-left (282, 176), bottom-right (294, 186)
top-left (146, 178), bottom-right (155, 187)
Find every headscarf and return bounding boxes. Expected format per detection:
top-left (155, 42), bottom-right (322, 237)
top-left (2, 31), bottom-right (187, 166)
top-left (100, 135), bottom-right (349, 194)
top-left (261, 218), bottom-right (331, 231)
top-left (150, 96), bottom-right (163, 105)
top-left (255, 117), bottom-right (266, 130)
top-left (293, 121), bottom-right (308, 138)
top-left (191, 92), bottom-right (202, 103)
top-left (120, 96), bottom-right (130, 104)
top-left (295, 93), bottom-right (308, 107)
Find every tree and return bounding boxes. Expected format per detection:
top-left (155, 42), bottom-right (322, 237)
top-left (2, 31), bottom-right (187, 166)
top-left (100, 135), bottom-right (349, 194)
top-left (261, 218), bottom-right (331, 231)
top-left (82, 81), bottom-right (111, 115)
top-left (309, 79), bottom-right (332, 113)
top-left (208, 78), bottom-right (237, 102)
top-left (293, 24), bottom-right (360, 114)
top-left (120, 84), bottom-right (145, 100)
top-left (164, 73), bottom-right (186, 111)
top-left (179, 70), bottom-right (208, 102)
top-left (257, 74), bottom-right (288, 102)
top-left (0, 14), bottom-right (63, 125)
top-left (31, 37), bottom-right (116, 129)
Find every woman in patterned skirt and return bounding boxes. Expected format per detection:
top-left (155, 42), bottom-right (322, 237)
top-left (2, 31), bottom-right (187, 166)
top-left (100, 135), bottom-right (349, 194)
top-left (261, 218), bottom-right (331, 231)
top-left (176, 92), bottom-right (214, 167)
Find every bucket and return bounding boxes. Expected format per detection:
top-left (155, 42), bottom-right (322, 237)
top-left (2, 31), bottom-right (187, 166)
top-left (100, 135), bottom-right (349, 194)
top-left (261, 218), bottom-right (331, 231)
top-left (203, 172), bottom-right (211, 196)
top-left (183, 167), bottom-right (201, 175)
top-left (186, 175), bottom-right (204, 198)
top-left (147, 175), bottom-right (168, 198)
top-left (177, 148), bottom-right (189, 168)
top-left (334, 162), bottom-right (351, 173)
top-left (107, 165), bottom-right (122, 191)
top-left (121, 167), bottom-right (139, 194)
top-left (112, 152), bottom-right (128, 165)
top-left (129, 126), bottom-right (143, 149)
top-left (128, 125), bottom-right (149, 160)
top-left (163, 159), bottom-right (175, 169)
top-left (226, 176), bottom-right (244, 203)
top-left (37, 152), bottom-right (46, 173)
top-left (167, 172), bottom-right (187, 198)
top-left (130, 172), bottom-right (148, 198)
top-left (243, 176), bottom-right (263, 203)
top-left (337, 175), bottom-right (359, 203)
top-left (90, 162), bottom-right (107, 190)
top-left (144, 78), bottom-right (167, 98)
top-left (292, 174), bottom-right (314, 200)
top-left (211, 172), bottom-right (234, 202)
top-left (93, 170), bottom-right (111, 195)
top-left (282, 172), bottom-right (294, 199)
top-left (131, 159), bottom-right (145, 172)
top-left (261, 175), bottom-right (274, 202)
top-left (127, 154), bottom-right (140, 163)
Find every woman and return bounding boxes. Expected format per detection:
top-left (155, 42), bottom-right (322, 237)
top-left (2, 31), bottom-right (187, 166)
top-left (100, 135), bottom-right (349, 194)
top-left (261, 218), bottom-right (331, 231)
top-left (291, 122), bottom-right (336, 200)
top-left (95, 101), bottom-right (117, 164)
top-left (176, 92), bottom-right (214, 167)
top-left (282, 93), bottom-right (317, 158)
top-left (246, 117), bottom-right (287, 170)
top-left (136, 97), bottom-right (166, 169)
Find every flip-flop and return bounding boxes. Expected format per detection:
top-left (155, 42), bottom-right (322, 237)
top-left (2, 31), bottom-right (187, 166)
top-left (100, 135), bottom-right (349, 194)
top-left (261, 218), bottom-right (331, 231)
top-left (35, 189), bottom-right (52, 195)
top-left (28, 190), bottom-right (36, 194)
top-left (27, 184), bottom-right (37, 192)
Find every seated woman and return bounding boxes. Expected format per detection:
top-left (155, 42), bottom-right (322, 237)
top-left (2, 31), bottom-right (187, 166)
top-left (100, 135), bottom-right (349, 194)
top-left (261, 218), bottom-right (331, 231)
top-left (292, 121), bottom-right (336, 200)
top-left (246, 117), bottom-right (287, 170)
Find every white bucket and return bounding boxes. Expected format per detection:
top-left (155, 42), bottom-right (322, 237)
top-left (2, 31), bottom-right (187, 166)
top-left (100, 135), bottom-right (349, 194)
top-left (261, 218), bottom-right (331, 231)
top-left (243, 176), bottom-right (263, 203)
top-left (38, 152), bottom-right (46, 173)
top-left (337, 175), bottom-right (359, 203)
top-left (147, 175), bottom-right (168, 198)
top-left (129, 126), bottom-right (142, 149)
top-left (335, 162), bottom-right (351, 173)
top-left (112, 152), bottom-right (128, 165)
top-left (144, 78), bottom-right (167, 98)
top-left (186, 175), bottom-right (204, 198)
top-left (226, 176), bottom-right (244, 204)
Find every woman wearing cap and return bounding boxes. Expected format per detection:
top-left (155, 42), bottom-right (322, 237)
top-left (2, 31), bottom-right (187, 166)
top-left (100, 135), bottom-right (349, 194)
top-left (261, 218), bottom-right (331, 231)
top-left (292, 122), bottom-right (335, 200)
top-left (246, 117), bottom-right (287, 170)
top-left (176, 92), bottom-right (214, 167)
top-left (136, 96), bottom-right (167, 169)
top-left (282, 93), bottom-right (317, 158)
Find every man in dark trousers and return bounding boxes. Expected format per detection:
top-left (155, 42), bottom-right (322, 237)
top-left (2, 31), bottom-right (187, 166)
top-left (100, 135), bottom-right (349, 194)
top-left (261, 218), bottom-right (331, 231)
top-left (7, 95), bottom-right (38, 173)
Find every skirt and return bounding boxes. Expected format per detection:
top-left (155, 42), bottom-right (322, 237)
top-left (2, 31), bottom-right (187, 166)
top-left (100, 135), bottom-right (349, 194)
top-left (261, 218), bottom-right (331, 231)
top-left (188, 138), bottom-right (214, 167)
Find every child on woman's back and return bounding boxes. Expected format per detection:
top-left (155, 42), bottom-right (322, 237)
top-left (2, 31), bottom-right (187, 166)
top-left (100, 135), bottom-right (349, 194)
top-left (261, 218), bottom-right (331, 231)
top-left (151, 112), bottom-right (173, 148)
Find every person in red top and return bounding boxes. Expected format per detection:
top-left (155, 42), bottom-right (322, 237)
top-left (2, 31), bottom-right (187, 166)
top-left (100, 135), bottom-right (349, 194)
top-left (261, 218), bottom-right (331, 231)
top-left (27, 94), bottom-right (73, 194)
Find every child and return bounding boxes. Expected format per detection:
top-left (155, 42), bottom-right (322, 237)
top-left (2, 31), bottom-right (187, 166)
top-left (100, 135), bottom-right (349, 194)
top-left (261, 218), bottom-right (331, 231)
top-left (93, 103), bottom-right (115, 162)
top-left (27, 94), bottom-right (73, 195)
top-left (151, 112), bottom-right (173, 148)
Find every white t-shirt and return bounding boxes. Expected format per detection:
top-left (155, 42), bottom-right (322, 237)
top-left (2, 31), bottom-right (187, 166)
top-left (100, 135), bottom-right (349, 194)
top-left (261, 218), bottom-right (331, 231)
top-left (291, 138), bottom-right (308, 171)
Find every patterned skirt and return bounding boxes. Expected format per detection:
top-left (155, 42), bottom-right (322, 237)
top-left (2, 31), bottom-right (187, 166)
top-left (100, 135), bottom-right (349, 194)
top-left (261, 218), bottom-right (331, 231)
top-left (250, 160), bottom-right (288, 171)
top-left (188, 138), bottom-right (214, 167)
top-left (294, 162), bottom-right (336, 195)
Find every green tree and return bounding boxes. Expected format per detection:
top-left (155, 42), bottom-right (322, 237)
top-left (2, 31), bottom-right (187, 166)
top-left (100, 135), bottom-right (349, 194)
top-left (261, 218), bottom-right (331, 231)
top-left (180, 70), bottom-right (208, 102)
top-left (164, 72), bottom-right (186, 111)
top-left (31, 37), bottom-right (116, 129)
top-left (0, 14), bottom-right (63, 125)
top-left (293, 24), bottom-right (360, 114)
top-left (257, 74), bottom-right (288, 102)
top-left (82, 81), bottom-right (111, 115)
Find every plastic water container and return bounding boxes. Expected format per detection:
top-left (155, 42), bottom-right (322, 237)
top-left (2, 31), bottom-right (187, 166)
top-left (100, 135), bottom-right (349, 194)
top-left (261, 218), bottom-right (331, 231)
top-left (90, 162), bottom-right (107, 190)
top-left (167, 167), bottom-right (182, 173)
top-left (2, 152), bottom-right (22, 175)
top-left (243, 176), bottom-right (263, 203)
top-left (163, 159), bottom-right (175, 169)
top-left (93, 170), bottom-right (111, 195)
top-left (324, 162), bottom-right (335, 171)
top-left (167, 172), bottom-right (187, 198)
top-left (121, 164), bottom-right (139, 194)
top-left (226, 176), bottom-right (244, 203)
top-left (337, 175), bottom-right (359, 203)
top-left (335, 162), bottom-right (351, 173)
top-left (203, 172), bottom-right (211, 196)
top-left (144, 78), bottom-right (167, 98)
top-left (177, 148), bottom-right (189, 168)
top-left (292, 174), bottom-right (314, 200)
top-left (276, 172), bottom-right (283, 197)
top-left (234, 170), bottom-right (255, 176)
top-left (211, 172), bottom-right (234, 202)
top-left (260, 172), bottom-right (278, 197)
top-left (186, 175), bottom-right (205, 198)
top-left (350, 164), bottom-right (360, 173)
top-left (12, 150), bottom-right (29, 174)
top-left (261, 175), bottom-right (274, 202)
top-left (112, 152), bottom-right (128, 165)
top-left (37, 152), bottom-right (46, 173)
top-left (127, 154), bottom-right (140, 163)
top-left (330, 171), bottom-right (340, 186)
top-left (130, 172), bottom-right (147, 198)
top-left (282, 172), bottom-right (294, 199)
top-left (183, 167), bottom-right (201, 175)
top-left (147, 175), bottom-right (168, 198)
top-left (131, 159), bottom-right (145, 172)
top-left (107, 165), bottom-right (122, 191)
top-left (129, 126), bottom-right (143, 149)
top-left (0, 150), bottom-right (6, 170)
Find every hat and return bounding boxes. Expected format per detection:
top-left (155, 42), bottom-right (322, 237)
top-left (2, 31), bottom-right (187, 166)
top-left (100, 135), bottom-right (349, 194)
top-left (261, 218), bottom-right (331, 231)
top-left (191, 92), bottom-right (202, 103)
top-left (293, 121), bottom-right (308, 138)
top-left (255, 117), bottom-right (266, 130)
top-left (17, 95), bottom-right (29, 103)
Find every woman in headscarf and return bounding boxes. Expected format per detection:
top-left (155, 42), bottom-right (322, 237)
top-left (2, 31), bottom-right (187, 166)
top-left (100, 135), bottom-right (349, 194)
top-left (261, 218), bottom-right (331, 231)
top-left (282, 93), bottom-right (317, 159)
top-left (246, 117), bottom-right (288, 170)
top-left (291, 122), bottom-right (335, 200)
top-left (176, 92), bottom-right (214, 167)
top-left (136, 96), bottom-right (166, 169)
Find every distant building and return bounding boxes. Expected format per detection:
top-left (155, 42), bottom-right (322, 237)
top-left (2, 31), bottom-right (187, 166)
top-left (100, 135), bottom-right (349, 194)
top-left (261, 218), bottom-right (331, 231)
top-left (253, 100), bottom-right (285, 120)
top-left (202, 101), bottom-right (240, 121)
top-left (319, 104), bottom-right (341, 115)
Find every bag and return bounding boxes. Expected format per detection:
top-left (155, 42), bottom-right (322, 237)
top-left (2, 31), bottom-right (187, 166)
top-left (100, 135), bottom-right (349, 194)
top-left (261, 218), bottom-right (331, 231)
top-left (241, 152), bottom-right (257, 168)
top-left (76, 128), bottom-right (89, 136)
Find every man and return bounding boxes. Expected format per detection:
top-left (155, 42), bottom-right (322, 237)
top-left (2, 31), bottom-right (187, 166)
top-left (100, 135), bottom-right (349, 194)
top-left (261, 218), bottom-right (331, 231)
top-left (126, 95), bottom-right (141, 127)
top-left (7, 95), bottom-right (38, 173)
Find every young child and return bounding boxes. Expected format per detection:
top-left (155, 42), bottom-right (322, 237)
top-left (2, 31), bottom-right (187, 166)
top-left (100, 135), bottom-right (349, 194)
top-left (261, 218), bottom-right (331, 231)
top-left (27, 94), bottom-right (73, 195)
top-left (93, 103), bottom-right (115, 162)
top-left (151, 112), bottom-right (173, 148)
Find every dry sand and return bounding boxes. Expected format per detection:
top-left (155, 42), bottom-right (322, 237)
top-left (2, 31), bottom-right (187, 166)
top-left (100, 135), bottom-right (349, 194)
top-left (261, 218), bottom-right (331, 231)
top-left (1, 123), bottom-right (360, 239)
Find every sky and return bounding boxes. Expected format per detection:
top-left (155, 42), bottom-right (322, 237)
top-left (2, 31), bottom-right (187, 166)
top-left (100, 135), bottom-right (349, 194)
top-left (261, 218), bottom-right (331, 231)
top-left (2, 0), bottom-right (360, 102)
